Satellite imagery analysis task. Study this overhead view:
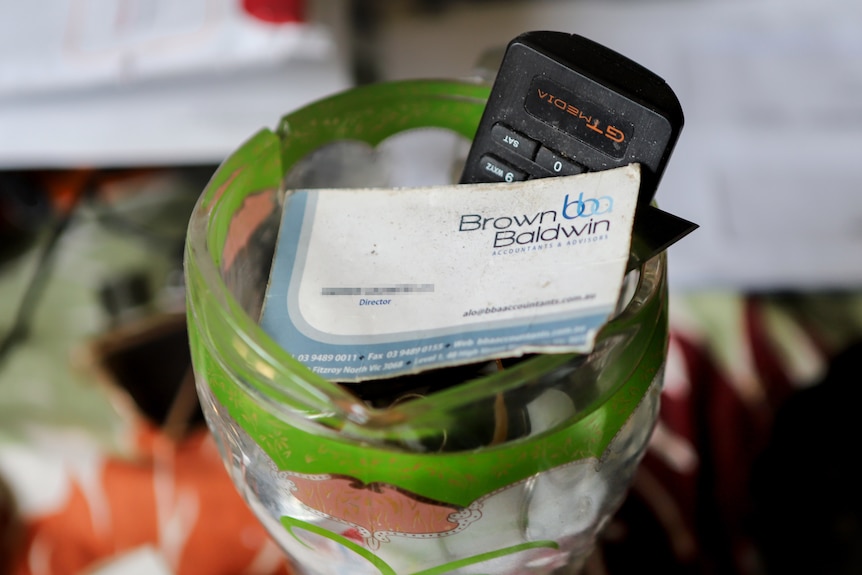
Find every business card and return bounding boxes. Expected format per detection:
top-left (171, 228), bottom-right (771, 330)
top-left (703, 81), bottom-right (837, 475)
top-left (259, 164), bottom-right (640, 381)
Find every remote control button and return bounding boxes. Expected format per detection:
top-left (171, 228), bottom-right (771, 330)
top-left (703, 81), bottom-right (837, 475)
top-left (477, 155), bottom-right (527, 183)
top-left (491, 124), bottom-right (538, 159)
top-left (535, 147), bottom-right (585, 176)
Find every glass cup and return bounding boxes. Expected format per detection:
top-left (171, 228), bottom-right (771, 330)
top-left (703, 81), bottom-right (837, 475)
top-left (184, 79), bottom-right (668, 575)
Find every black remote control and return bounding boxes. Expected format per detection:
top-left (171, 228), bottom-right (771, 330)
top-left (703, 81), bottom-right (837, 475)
top-left (460, 31), bottom-right (696, 259)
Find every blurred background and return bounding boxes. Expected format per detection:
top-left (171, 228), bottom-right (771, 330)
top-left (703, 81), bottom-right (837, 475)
top-left (1, 0), bottom-right (861, 573)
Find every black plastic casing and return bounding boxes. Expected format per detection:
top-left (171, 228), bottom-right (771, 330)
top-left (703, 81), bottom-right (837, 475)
top-left (460, 31), bottom-right (684, 209)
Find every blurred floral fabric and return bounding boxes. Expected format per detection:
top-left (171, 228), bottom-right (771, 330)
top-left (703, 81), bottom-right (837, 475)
top-left (0, 170), bottom-right (291, 574)
top-left (592, 292), bottom-right (862, 575)
top-left (4, 425), bottom-right (290, 575)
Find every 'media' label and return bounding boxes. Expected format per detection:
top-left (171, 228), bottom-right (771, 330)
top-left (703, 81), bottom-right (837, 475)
top-left (525, 76), bottom-right (636, 159)
top-left (260, 164), bottom-right (640, 381)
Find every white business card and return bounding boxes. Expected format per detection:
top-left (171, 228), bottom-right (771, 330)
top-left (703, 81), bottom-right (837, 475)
top-left (260, 164), bottom-right (640, 381)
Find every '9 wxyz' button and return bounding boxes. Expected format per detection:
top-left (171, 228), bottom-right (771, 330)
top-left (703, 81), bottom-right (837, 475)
top-left (478, 155), bottom-right (527, 183)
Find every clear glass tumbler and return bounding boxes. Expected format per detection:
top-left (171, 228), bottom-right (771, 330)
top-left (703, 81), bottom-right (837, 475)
top-left (184, 79), bottom-right (669, 575)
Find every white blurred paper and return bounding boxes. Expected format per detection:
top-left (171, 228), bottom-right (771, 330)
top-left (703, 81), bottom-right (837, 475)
top-left (0, 0), bottom-right (350, 168)
top-left (0, 0), bottom-right (332, 95)
top-left (538, 0), bottom-right (862, 290)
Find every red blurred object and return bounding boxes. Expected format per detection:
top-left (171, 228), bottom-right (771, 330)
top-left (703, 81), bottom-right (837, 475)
top-left (241, 0), bottom-right (304, 24)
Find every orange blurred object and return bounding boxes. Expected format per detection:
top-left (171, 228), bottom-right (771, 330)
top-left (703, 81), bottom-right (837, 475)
top-left (12, 425), bottom-right (291, 575)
